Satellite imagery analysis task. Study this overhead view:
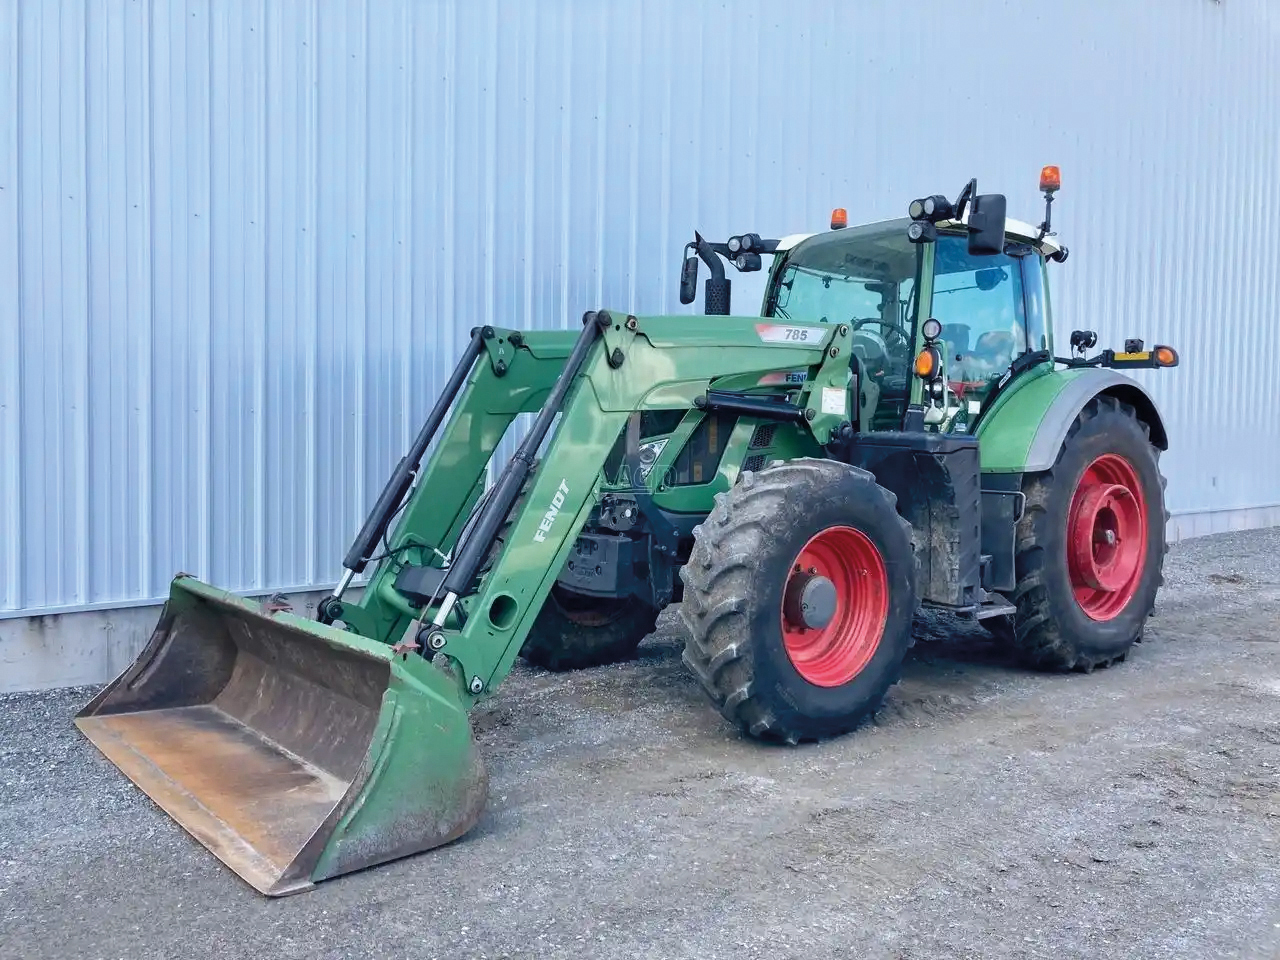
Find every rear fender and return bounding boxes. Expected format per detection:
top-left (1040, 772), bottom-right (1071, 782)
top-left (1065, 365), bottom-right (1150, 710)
top-left (976, 368), bottom-right (1168, 474)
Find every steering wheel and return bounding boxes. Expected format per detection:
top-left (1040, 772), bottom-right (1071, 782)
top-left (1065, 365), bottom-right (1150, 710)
top-left (849, 328), bottom-right (889, 369)
top-left (853, 318), bottom-right (913, 352)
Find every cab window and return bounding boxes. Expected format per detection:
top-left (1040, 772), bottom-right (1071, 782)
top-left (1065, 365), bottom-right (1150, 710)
top-left (930, 234), bottom-right (1028, 404)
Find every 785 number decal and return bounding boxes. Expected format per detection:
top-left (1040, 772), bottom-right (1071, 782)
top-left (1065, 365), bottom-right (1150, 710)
top-left (755, 323), bottom-right (825, 345)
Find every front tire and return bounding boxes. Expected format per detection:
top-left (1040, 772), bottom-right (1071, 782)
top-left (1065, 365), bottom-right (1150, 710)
top-left (1007, 395), bottom-right (1168, 671)
top-left (679, 459), bottom-right (918, 744)
top-left (519, 586), bottom-right (659, 671)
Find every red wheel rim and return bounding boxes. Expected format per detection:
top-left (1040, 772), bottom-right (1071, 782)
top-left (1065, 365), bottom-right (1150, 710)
top-left (780, 526), bottom-right (889, 687)
top-left (1067, 453), bottom-right (1148, 621)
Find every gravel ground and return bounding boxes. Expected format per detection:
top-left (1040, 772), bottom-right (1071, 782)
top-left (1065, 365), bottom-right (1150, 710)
top-left (2, 528), bottom-right (1279, 960)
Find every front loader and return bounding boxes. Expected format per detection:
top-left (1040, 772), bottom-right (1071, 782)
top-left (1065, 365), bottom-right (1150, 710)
top-left (78, 167), bottom-right (1180, 895)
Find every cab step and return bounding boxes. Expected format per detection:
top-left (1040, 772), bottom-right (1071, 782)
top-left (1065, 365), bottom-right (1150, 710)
top-left (973, 592), bottom-right (1017, 620)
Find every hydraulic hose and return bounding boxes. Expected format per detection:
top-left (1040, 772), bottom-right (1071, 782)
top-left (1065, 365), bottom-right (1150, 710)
top-left (341, 328), bottom-right (487, 576)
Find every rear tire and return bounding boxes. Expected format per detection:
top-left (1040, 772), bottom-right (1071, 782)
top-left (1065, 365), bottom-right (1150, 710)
top-left (519, 586), bottom-right (659, 671)
top-left (679, 459), bottom-right (918, 744)
top-left (1007, 396), bottom-right (1167, 671)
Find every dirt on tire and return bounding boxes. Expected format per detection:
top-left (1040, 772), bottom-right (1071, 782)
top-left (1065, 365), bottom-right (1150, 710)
top-left (680, 458), bottom-right (918, 743)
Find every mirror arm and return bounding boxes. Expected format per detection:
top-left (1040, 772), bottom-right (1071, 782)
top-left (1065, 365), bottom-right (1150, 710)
top-left (953, 178), bottom-right (977, 221)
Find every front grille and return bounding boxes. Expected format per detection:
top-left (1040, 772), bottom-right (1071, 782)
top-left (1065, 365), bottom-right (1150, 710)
top-left (749, 424), bottom-right (776, 449)
top-left (742, 455), bottom-right (767, 473)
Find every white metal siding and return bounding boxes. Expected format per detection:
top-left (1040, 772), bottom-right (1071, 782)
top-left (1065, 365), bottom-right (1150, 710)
top-left (1, 0), bottom-right (1277, 615)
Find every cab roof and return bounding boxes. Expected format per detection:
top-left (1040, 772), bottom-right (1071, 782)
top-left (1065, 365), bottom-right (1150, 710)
top-left (776, 215), bottom-right (1063, 258)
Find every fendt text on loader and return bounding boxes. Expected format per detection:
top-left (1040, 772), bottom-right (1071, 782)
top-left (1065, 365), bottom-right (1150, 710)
top-left (77, 168), bottom-right (1180, 895)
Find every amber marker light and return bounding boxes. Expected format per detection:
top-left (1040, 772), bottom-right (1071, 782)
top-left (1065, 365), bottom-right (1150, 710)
top-left (914, 347), bottom-right (940, 379)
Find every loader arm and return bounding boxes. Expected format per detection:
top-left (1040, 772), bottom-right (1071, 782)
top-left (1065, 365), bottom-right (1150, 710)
top-left (329, 328), bottom-right (582, 642)
top-left (341, 312), bottom-right (857, 704)
top-left (75, 308), bottom-right (855, 897)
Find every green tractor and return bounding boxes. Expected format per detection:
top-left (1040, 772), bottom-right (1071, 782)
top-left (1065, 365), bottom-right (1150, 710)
top-left (76, 168), bottom-right (1179, 895)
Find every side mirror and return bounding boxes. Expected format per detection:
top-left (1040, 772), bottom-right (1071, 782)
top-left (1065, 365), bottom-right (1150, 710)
top-left (967, 193), bottom-right (1007, 257)
top-left (679, 252), bottom-right (699, 305)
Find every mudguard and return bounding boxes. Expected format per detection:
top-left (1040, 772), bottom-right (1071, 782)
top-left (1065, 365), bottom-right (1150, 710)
top-left (976, 368), bottom-right (1168, 474)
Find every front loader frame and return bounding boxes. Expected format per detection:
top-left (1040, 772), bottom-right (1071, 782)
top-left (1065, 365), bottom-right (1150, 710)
top-left (325, 311), bottom-right (858, 705)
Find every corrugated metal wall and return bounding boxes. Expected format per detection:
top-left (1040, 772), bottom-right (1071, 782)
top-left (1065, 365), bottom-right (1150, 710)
top-left (2, 0), bottom-right (1277, 616)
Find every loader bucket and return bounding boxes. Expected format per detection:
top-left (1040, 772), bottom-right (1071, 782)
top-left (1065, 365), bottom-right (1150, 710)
top-left (75, 577), bottom-right (487, 897)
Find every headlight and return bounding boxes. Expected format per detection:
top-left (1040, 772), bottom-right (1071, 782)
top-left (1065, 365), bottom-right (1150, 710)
top-left (636, 438), bottom-right (668, 480)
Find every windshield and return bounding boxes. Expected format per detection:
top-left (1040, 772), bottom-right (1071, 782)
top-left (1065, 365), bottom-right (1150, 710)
top-left (767, 222), bottom-right (923, 428)
top-left (769, 222), bottom-right (921, 327)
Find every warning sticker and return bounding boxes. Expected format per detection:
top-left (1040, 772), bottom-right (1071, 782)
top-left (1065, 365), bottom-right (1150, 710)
top-left (820, 387), bottom-right (846, 416)
top-left (755, 323), bottom-right (825, 345)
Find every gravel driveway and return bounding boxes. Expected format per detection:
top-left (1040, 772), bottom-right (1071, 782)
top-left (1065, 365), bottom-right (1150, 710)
top-left (2, 528), bottom-right (1278, 960)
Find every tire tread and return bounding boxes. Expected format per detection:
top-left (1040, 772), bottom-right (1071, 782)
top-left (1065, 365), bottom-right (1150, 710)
top-left (679, 458), bottom-right (914, 743)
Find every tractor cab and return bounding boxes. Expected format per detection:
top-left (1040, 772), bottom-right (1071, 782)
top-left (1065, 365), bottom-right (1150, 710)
top-left (764, 214), bottom-right (1061, 433)
top-left (765, 219), bottom-right (922, 430)
top-left (684, 173), bottom-right (1069, 436)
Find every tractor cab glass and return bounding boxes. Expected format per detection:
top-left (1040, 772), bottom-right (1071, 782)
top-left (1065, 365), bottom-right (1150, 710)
top-left (767, 221), bottom-right (923, 428)
top-left (930, 231), bottom-right (1046, 409)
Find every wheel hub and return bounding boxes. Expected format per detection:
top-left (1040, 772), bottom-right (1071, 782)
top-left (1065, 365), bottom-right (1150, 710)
top-left (779, 526), bottom-right (890, 688)
top-left (1066, 454), bottom-right (1149, 621)
top-left (783, 572), bottom-right (838, 630)
top-left (1069, 482), bottom-right (1137, 592)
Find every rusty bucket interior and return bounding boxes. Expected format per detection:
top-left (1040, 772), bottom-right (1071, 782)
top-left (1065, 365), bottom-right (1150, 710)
top-left (76, 580), bottom-right (486, 896)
